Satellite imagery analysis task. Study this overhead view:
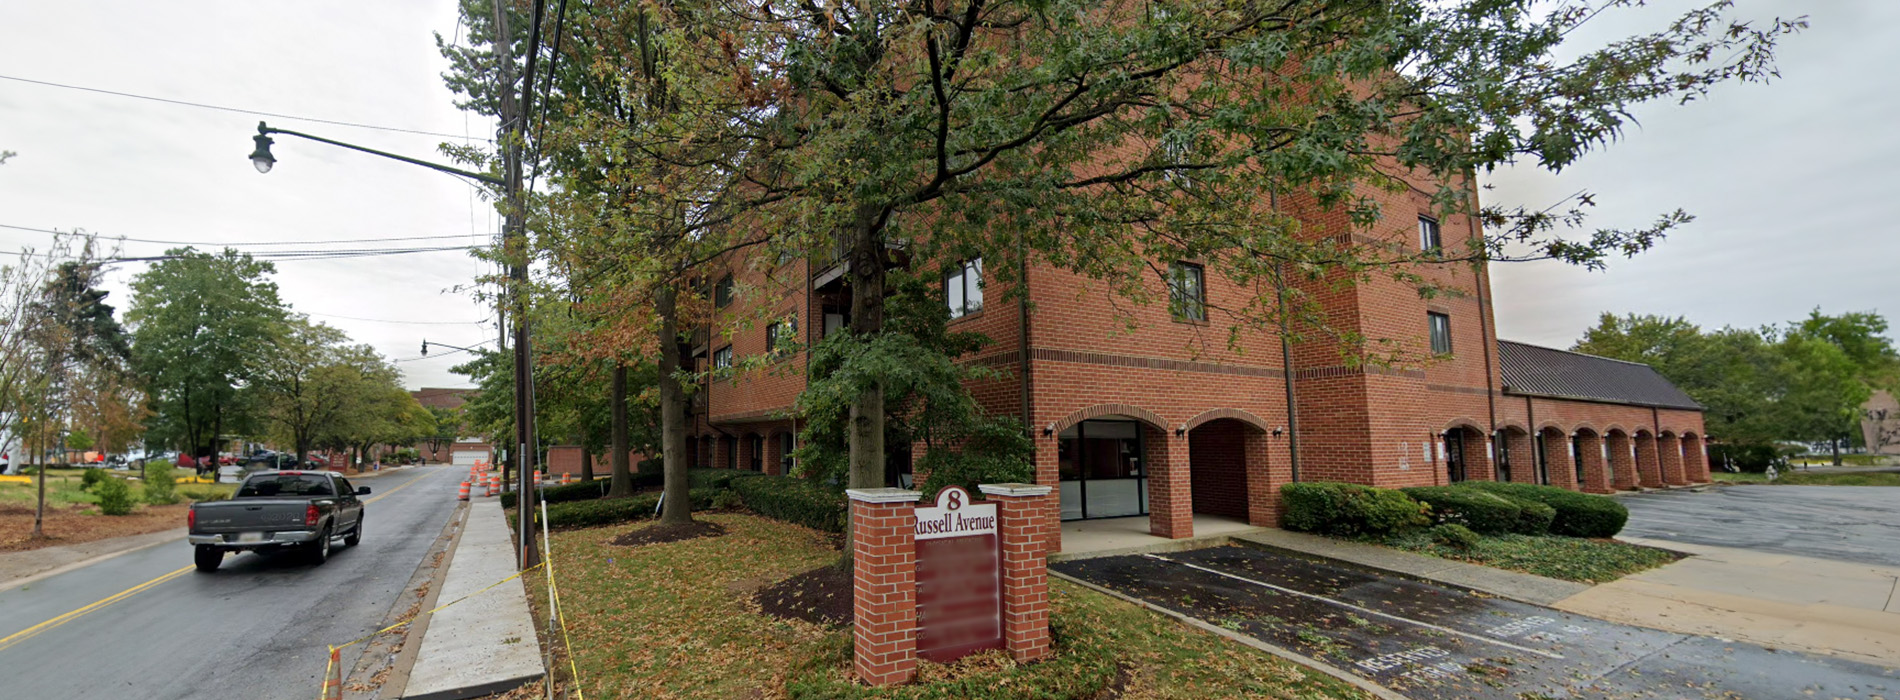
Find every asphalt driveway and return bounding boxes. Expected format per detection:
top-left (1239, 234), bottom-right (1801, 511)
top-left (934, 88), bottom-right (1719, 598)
top-left (1055, 545), bottom-right (1898, 699)
top-left (1619, 484), bottom-right (1900, 568)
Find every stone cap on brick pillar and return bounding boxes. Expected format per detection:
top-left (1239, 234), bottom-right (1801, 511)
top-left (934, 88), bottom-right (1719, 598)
top-left (978, 483), bottom-right (1053, 497)
top-left (846, 487), bottom-right (922, 504)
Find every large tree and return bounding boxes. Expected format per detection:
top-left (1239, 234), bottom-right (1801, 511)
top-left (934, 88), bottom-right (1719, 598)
top-left (126, 249), bottom-right (289, 460)
top-left (253, 318), bottom-right (356, 465)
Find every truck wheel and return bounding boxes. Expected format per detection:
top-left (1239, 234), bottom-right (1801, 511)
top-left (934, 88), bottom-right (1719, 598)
top-left (344, 516), bottom-right (362, 547)
top-left (194, 545), bottom-right (223, 573)
top-left (307, 526), bottom-right (332, 565)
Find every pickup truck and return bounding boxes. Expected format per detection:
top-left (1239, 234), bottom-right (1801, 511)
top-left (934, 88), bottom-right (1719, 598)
top-left (187, 470), bottom-right (369, 572)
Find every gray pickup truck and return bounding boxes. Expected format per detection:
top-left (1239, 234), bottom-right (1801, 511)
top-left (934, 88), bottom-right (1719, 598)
top-left (187, 470), bottom-right (369, 572)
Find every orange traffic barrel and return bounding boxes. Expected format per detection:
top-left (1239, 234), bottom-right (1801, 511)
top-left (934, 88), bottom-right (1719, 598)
top-left (458, 481), bottom-right (470, 500)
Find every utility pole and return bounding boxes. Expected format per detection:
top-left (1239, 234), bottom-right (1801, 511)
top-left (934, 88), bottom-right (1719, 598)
top-left (491, 0), bottom-right (545, 570)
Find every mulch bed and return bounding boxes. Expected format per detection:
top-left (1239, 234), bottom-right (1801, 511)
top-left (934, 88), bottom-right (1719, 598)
top-left (755, 563), bottom-right (853, 627)
top-left (0, 503), bottom-right (189, 552)
top-left (609, 520), bottom-right (726, 548)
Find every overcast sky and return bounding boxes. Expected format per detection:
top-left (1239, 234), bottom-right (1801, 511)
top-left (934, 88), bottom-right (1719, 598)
top-left (1, 1), bottom-right (1890, 393)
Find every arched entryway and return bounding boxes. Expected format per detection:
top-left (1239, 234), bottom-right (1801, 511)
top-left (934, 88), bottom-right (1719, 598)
top-left (1538, 426), bottom-right (1573, 489)
top-left (1495, 426), bottom-right (1534, 483)
top-left (1186, 417), bottom-right (1269, 526)
top-left (1057, 417), bottom-right (1154, 522)
top-left (1573, 428), bottom-right (1611, 493)
top-left (1633, 429), bottom-right (1662, 488)
top-left (1442, 424), bottom-right (1488, 483)
top-left (1682, 433), bottom-right (1709, 483)
top-left (1658, 431), bottom-right (1686, 485)
top-left (1605, 429), bottom-right (1638, 490)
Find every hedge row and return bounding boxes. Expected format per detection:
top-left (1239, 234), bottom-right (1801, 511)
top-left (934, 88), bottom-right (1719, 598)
top-left (1456, 482), bottom-right (1628, 538)
top-left (1400, 487), bottom-right (1526, 535)
top-left (1281, 482), bottom-right (1430, 537)
top-left (730, 474), bottom-right (849, 533)
top-left (542, 488), bottom-right (718, 529)
top-left (499, 468), bottom-right (768, 508)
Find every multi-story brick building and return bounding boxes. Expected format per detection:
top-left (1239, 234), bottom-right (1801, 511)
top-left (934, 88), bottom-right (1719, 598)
top-left (410, 388), bottom-right (492, 466)
top-left (683, 198), bottom-right (1709, 551)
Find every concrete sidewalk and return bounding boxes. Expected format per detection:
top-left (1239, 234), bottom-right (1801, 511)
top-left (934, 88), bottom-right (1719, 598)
top-left (1552, 537), bottom-right (1900, 666)
top-left (1230, 529), bottom-right (1591, 605)
top-left (401, 499), bottom-right (544, 700)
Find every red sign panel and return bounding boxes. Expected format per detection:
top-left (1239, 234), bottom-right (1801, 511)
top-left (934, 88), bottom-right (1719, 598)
top-left (914, 486), bottom-right (1004, 663)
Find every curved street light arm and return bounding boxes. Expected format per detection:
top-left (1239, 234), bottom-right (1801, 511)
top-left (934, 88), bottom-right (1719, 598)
top-left (257, 122), bottom-right (504, 186)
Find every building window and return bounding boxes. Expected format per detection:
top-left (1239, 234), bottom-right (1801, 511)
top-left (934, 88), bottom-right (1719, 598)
top-left (1419, 216), bottom-right (1441, 253)
top-left (765, 316), bottom-right (797, 358)
top-left (714, 275), bottom-right (734, 308)
top-left (748, 434), bottom-right (764, 471)
top-left (945, 258), bottom-right (983, 319)
top-left (712, 346), bottom-right (733, 369)
top-left (1428, 312), bottom-right (1452, 355)
top-left (779, 433), bottom-right (795, 473)
top-left (1168, 262), bottom-right (1205, 322)
top-left (1162, 138), bottom-right (1193, 188)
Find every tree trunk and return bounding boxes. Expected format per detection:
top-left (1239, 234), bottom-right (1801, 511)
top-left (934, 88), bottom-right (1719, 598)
top-left (609, 362), bottom-right (633, 497)
top-left (846, 209), bottom-right (888, 492)
top-left (33, 424), bottom-right (45, 538)
top-left (657, 285), bottom-right (692, 525)
top-left (581, 445), bottom-right (595, 482)
top-left (1831, 437), bottom-right (1842, 467)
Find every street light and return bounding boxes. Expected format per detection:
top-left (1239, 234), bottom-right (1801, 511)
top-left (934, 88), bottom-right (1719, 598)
top-left (246, 121), bottom-right (503, 186)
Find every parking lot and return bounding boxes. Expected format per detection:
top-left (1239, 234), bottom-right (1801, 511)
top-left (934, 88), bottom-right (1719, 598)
top-left (1619, 484), bottom-right (1900, 568)
top-left (1055, 545), bottom-right (1898, 699)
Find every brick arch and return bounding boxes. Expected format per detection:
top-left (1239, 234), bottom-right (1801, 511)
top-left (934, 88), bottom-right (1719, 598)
top-left (1496, 420), bottom-right (1531, 435)
top-left (1634, 428), bottom-right (1655, 438)
top-left (1183, 408), bottom-right (1272, 434)
top-left (1565, 422), bottom-right (1600, 435)
top-left (1537, 424), bottom-right (1569, 436)
top-left (1051, 403), bottom-right (1169, 435)
top-left (1441, 417), bottom-right (1487, 434)
top-left (1659, 429), bottom-right (1678, 439)
top-left (1680, 431), bottom-right (1700, 439)
top-left (1602, 425), bottom-right (1630, 436)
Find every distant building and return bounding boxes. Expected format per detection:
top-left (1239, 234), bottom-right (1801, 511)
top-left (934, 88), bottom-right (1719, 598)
top-left (410, 388), bottom-right (491, 466)
top-left (1864, 390), bottom-right (1900, 456)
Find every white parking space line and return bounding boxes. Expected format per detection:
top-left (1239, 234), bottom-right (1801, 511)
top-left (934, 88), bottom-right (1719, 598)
top-left (1142, 554), bottom-right (1566, 660)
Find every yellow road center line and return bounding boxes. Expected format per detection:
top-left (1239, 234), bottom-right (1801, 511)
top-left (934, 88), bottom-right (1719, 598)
top-left (0, 467), bottom-right (443, 654)
top-left (0, 566), bottom-right (193, 653)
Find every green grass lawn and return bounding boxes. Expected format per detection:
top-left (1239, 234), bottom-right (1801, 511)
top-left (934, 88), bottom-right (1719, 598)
top-left (531, 512), bottom-right (1369, 700)
top-left (0, 468), bottom-right (234, 508)
top-left (1381, 531), bottom-right (1680, 584)
top-left (1711, 470), bottom-right (1900, 486)
top-left (1710, 471), bottom-right (1770, 484)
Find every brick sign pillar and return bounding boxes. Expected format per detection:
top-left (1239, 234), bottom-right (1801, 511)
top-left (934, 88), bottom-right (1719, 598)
top-left (845, 487), bottom-right (922, 687)
top-left (979, 483), bottom-right (1054, 663)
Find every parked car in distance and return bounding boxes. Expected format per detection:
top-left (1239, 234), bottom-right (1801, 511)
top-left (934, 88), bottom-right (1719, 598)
top-left (186, 470), bottom-right (369, 572)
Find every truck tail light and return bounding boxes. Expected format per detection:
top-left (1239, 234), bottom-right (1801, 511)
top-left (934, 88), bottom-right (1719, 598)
top-left (305, 504), bottom-right (320, 527)
top-left (187, 507), bottom-right (195, 529)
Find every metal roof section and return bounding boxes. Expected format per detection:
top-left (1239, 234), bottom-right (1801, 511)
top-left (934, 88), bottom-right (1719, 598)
top-left (1497, 340), bottom-right (1703, 410)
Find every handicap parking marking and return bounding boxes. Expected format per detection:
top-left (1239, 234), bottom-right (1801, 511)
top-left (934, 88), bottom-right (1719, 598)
top-left (1142, 553), bottom-right (1564, 659)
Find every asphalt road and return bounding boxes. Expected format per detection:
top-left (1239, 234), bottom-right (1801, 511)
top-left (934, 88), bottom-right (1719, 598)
top-left (1619, 484), bottom-right (1900, 568)
top-left (1056, 545), bottom-right (1899, 699)
top-left (0, 465), bottom-right (457, 700)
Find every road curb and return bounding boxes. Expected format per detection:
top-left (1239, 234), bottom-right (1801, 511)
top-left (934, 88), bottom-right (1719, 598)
top-left (1050, 570), bottom-right (1406, 700)
top-left (342, 499), bottom-right (468, 699)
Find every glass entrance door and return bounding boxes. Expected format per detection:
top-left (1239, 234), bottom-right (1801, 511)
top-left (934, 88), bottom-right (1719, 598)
top-left (1057, 420), bottom-right (1148, 520)
top-left (1444, 431), bottom-right (1467, 482)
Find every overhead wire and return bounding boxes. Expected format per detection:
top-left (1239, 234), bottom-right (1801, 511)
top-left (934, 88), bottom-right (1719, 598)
top-left (0, 222), bottom-right (493, 247)
top-left (0, 73), bottom-right (491, 142)
top-left (304, 312), bottom-right (488, 326)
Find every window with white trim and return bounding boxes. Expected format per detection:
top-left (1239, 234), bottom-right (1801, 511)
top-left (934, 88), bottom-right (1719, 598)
top-left (945, 258), bottom-right (983, 319)
top-left (1428, 312), bottom-right (1452, 355)
top-left (1168, 262), bottom-right (1206, 322)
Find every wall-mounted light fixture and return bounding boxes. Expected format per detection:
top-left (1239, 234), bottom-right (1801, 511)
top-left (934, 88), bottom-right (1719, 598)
top-left (1174, 425), bottom-right (1187, 437)
top-left (1043, 423), bottom-right (1056, 437)
top-left (1271, 427), bottom-right (1284, 437)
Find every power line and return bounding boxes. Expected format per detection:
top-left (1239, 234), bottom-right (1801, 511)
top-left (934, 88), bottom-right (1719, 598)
top-left (0, 73), bottom-right (492, 142)
top-left (0, 222), bottom-right (494, 247)
top-left (0, 244), bottom-right (485, 264)
top-left (306, 312), bottom-right (489, 326)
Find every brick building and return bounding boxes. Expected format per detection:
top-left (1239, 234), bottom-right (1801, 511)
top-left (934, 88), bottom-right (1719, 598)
top-left (681, 199), bottom-right (1708, 551)
top-left (410, 388), bottom-right (492, 466)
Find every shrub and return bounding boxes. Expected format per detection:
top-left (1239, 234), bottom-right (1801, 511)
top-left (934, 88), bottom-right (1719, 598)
top-left (1401, 486), bottom-right (1522, 535)
top-left (541, 488), bottom-right (717, 529)
top-left (1280, 482), bottom-right (1430, 537)
top-left (143, 463), bottom-right (178, 505)
top-left (1512, 500), bottom-right (1557, 535)
top-left (80, 467), bottom-right (107, 492)
top-left (95, 477), bottom-right (135, 515)
top-left (500, 479), bottom-right (615, 509)
top-left (690, 468), bottom-right (766, 490)
top-left (1457, 482), bottom-right (1628, 538)
top-left (1429, 523), bottom-right (1480, 550)
top-left (730, 474), bottom-right (849, 533)
top-left (180, 486), bottom-right (231, 503)
top-left (1707, 443), bottom-right (1786, 473)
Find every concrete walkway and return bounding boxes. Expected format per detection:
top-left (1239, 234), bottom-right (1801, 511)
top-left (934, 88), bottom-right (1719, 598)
top-left (1552, 537), bottom-right (1900, 666)
top-left (1230, 529), bottom-right (1591, 606)
top-left (401, 500), bottom-right (544, 700)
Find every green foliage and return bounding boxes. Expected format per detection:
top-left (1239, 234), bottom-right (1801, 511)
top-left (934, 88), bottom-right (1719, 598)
top-left (542, 488), bottom-right (716, 529)
top-left (1775, 471), bottom-right (1900, 487)
top-left (1708, 443), bottom-right (1789, 473)
top-left (80, 467), bottom-right (106, 492)
top-left (795, 269), bottom-right (1032, 491)
top-left (730, 475), bottom-right (849, 534)
top-left (1511, 500), bottom-right (1557, 536)
top-left (65, 429), bottom-right (95, 452)
top-left (1401, 486), bottom-right (1522, 535)
top-left (127, 249), bottom-right (287, 457)
top-left (501, 468), bottom-right (748, 508)
top-left (142, 462), bottom-right (178, 505)
top-left (1385, 532), bottom-right (1677, 584)
top-left (1456, 482), bottom-right (1628, 538)
top-left (94, 476), bottom-right (134, 515)
top-left (1427, 523), bottom-right (1480, 550)
top-left (1280, 482), bottom-right (1430, 537)
top-left (179, 486), bottom-right (231, 502)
